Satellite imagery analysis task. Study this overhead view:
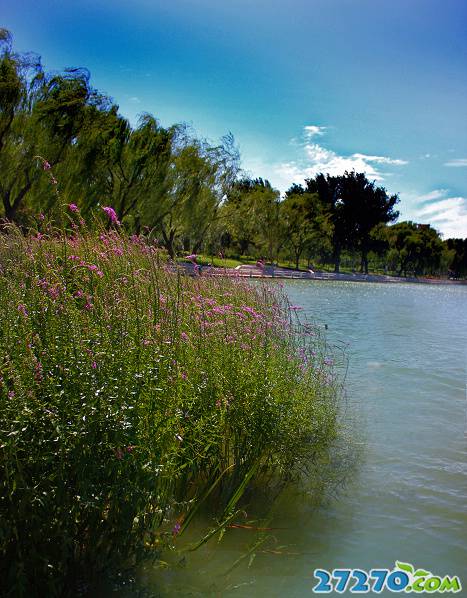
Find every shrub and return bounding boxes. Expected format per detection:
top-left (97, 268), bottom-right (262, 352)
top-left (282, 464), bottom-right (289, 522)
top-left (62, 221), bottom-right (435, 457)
top-left (0, 223), bottom-right (340, 596)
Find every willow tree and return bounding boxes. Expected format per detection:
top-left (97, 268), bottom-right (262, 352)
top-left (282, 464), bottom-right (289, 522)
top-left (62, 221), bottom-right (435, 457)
top-left (0, 29), bottom-right (107, 222)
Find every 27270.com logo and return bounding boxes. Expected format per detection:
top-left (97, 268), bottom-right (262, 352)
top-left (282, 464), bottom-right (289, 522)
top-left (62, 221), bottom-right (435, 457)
top-left (313, 561), bottom-right (462, 593)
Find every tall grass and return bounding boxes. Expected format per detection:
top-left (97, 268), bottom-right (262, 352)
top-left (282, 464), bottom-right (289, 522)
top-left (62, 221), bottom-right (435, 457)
top-left (0, 219), bottom-right (341, 596)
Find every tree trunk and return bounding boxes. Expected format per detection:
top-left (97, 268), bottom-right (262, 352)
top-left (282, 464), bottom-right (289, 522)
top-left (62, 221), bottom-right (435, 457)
top-left (333, 245), bottom-right (341, 273)
top-left (360, 251), bottom-right (369, 274)
top-left (294, 247), bottom-right (302, 271)
top-left (161, 227), bottom-right (176, 259)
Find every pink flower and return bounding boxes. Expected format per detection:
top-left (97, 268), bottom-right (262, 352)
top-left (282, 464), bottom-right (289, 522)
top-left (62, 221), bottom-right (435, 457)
top-left (172, 521), bottom-right (181, 536)
top-left (68, 203), bottom-right (79, 213)
top-left (91, 361), bottom-right (97, 369)
top-left (102, 206), bottom-right (120, 225)
top-left (18, 304), bottom-right (28, 317)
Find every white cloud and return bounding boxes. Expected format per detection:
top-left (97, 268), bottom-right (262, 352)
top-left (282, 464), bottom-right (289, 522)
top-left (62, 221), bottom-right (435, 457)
top-left (416, 189), bottom-right (449, 204)
top-left (128, 96), bottom-right (141, 104)
top-left (304, 125), bottom-right (327, 138)
top-left (444, 158), bottom-right (467, 167)
top-left (406, 190), bottom-right (467, 238)
top-left (274, 127), bottom-right (408, 189)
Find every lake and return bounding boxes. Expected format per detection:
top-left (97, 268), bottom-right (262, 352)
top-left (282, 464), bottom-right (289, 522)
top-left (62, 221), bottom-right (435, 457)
top-left (111, 281), bottom-right (467, 597)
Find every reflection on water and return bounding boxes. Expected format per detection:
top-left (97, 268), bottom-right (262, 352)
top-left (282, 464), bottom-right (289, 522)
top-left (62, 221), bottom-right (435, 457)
top-left (107, 281), bottom-right (467, 597)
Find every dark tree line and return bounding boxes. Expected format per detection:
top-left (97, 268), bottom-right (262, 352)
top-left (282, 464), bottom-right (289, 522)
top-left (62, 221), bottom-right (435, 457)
top-left (1, 29), bottom-right (465, 277)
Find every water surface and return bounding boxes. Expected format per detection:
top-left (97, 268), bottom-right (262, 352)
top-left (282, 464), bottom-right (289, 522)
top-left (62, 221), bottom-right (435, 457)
top-left (117, 281), bottom-right (467, 596)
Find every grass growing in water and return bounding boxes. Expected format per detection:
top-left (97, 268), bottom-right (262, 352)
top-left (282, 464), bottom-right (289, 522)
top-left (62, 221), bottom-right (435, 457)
top-left (0, 221), bottom-right (342, 596)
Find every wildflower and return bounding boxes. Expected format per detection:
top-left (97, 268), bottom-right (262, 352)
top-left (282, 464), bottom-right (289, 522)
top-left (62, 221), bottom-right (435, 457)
top-left (180, 371), bottom-right (187, 380)
top-left (50, 176), bottom-right (58, 185)
top-left (34, 361), bottom-right (43, 382)
top-left (18, 304), bottom-right (28, 317)
top-left (8, 391), bottom-right (15, 399)
top-left (91, 361), bottom-right (97, 369)
top-left (102, 206), bottom-right (120, 225)
top-left (180, 332), bottom-right (189, 342)
top-left (114, 448), bottom-right (124, 460)
top-left (172, 521), bottom-right (181, 536)
top-left (39, 213), bottom-right (45, 221)
top-left (68, 203), bottom-right (79, 213)
top-left (42, 161), bottom-right (51, 171)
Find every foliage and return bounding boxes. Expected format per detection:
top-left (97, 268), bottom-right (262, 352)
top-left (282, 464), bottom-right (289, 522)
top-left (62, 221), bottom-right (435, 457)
top-left (385, 221), bottom-right (444, 276)
top-left (0, 220), bottom-right (340, 596)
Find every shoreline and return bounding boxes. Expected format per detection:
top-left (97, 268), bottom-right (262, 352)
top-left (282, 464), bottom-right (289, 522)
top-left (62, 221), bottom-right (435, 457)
top-left (181, 263), bottom-right (467, 286)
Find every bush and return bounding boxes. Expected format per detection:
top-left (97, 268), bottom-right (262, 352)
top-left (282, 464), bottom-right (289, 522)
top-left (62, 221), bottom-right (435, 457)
top-left (0, 222), bottom-right (340, 596)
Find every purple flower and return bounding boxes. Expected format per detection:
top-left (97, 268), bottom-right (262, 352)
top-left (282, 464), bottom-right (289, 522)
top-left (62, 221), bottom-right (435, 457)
top-left (91, 361), bottom-right (97, 369)
top-left (18, 304), bottom-right (28, 317)
top-left (172, 522), bottom-right (181, 536)
top-left (102, 206), bottom-right (120, 225)
top-left (68, 203), bottom-right (79, 213)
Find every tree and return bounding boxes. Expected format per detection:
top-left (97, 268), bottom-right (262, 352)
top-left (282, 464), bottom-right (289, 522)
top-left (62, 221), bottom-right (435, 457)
top-left (386, 221), bottom-right (444, 276)
top-left (337, 171), bottom-right (399, 273)
top-left (282, 184), bottom-right (328, 270)
top-left (0, 29), bottom-right (108, 223)
top-left (303, 171), bottom-right (399, 273)
top-left (222, 178), bottom-right (281, 261)
top-left (445, 238), bottom-right (467, 279)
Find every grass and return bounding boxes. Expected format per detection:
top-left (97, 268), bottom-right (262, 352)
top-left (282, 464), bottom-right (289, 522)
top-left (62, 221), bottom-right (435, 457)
top-left (0, 216), bottom-right (342, 597)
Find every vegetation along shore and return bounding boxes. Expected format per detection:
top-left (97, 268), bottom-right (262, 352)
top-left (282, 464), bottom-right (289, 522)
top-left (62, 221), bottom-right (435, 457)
top-left (0, 219), bottom-right (345, 596)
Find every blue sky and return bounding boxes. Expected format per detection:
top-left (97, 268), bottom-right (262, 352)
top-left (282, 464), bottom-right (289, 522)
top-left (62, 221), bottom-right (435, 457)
top-left (5, 0), bottom-right (467, 237)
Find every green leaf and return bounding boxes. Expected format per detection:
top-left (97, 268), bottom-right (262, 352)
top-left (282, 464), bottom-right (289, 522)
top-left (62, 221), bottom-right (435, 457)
top-left (396, 561), bottom-right (414, 573)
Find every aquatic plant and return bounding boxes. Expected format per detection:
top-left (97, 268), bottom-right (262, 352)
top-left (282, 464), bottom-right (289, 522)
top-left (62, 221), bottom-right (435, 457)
top-left (0, 221), bottom-right (340, 596)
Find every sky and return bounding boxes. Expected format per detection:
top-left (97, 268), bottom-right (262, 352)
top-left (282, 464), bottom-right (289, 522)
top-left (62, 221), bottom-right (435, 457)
top-left (4, 0), bottom-right (467, 237)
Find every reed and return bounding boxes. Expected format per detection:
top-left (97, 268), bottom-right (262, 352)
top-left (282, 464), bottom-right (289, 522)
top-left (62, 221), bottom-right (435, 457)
top-left (0, 217), bottom-right (340, 596)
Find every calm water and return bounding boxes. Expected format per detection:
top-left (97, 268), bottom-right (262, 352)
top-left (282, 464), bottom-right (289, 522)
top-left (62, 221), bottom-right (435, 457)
top-left (112, 281), bottom-right (467, 597)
